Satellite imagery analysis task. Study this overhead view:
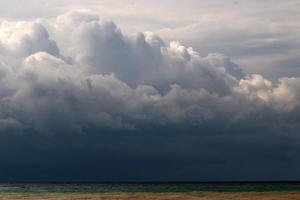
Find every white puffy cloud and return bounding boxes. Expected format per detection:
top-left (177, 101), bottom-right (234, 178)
top-left (0, 21), bottom-right (59, 57)
top-left (0, 10), bottom-right (299, 134)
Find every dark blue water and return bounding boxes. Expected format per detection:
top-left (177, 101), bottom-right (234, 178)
top-left (0, 183), bottom-right (300, 193)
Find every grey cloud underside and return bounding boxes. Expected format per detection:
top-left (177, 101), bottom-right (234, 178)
top-left (0, 10), bottom-right (300, 181)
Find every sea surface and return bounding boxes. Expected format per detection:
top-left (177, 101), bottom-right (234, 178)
top-left (0, 182), bottom-right (300, 194)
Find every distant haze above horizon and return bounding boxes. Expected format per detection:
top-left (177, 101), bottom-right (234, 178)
top-left (0, 0), bottom-right (300, 181)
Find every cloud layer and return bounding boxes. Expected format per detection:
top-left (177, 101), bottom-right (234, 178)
top-left (0, 10), bottom-right (300, 181)
top-left (0, 10), bottom-right (299, 134)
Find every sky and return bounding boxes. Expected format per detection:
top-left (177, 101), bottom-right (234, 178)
top-left (0, 0), bottom-right (299, 182)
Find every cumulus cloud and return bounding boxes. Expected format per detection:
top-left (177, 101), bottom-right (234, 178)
top-left (0, 21), bottom-right (59, 57)
top-left (1, 9), bottom-right (300, 181)
top-left (0, 9), bottom-right (299, 136)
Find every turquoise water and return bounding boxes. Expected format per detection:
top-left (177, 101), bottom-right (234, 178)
top-left (0, 183), bottom-right (300, 193)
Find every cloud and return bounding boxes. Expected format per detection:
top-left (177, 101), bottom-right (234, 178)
top-left (0, 9), bottom-right (300, 181)
top-left (0, 9), bottom-right (299, 134)
top-left (155, 0), bottom-right (300, 80)
top-left (0, 21), bottom-right (59, 58)
top-left (1, 0), bottom-right (299, 80)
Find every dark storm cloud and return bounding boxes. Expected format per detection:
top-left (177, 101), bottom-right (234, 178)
top-left (0, 10), bottom-right (300, 181)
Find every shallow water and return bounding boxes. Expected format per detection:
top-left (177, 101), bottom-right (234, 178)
top-left (1, 192), bottom-right (300, 200)
top-left (0, 183), bottom-right (300, 194)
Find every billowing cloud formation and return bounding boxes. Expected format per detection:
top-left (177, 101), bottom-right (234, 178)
top-left (1, 10), bottom-right (300, 181)
top-left (0, 9), bottom-right (299, 134)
